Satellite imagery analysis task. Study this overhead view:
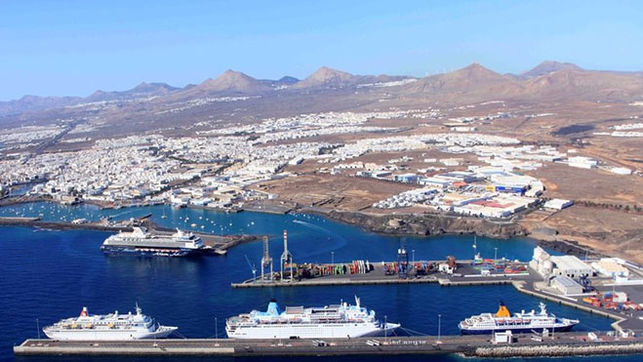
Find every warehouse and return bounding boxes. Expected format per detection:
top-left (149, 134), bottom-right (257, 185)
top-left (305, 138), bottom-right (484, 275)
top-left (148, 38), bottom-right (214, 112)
top-left (551, 275), bottom-right (584, 296)
top-left (591, 258), bottom-right (630, 278)
top-left (568, 156), bottom-right (598, 169)
top-left (550, 255), bottom-right (593, 278)
top-left (393, 173), bottom-right (419, 183)
top-left (544, 199), bottom-right (573, 210)
top-left (418, 177), bottom-right (451, 188)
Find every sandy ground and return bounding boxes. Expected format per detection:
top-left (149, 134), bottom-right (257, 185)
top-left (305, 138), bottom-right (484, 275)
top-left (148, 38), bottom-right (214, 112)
top-left (251, 174), bottom-right (414, 211)
top-left (525, 163), bottom-right (642, 205)
top-left (520, 206), bottom-right (643, 263)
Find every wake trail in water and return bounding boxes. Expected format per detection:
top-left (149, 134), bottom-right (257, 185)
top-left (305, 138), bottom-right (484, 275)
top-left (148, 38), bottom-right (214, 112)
top-left (109, 210), bottom-right (136, 220)
top-left (292, 219), bottom-right (347, 256)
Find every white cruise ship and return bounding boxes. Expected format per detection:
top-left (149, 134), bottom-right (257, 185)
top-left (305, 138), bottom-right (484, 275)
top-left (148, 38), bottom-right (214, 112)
top-left (458, 302), bottom-right (579, 335)
top-left (43, 305), bottom-right (177, 340)
top-left (225, 296), bottom-right (400, 339)
top-left (100, 227), bottom-right (203, 256)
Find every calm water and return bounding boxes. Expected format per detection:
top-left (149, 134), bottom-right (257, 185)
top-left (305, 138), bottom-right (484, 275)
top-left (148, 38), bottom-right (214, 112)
top-left (0, 203), bottom-right (624, 361)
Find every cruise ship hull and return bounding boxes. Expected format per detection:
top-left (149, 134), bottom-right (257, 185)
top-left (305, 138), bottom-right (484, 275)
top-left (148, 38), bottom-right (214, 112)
top-left (100, 245), bottom-right (198, 257)
top-left (43, 326), bottom-right (177, 340)
top-left (459, 324), bottom-right (575, 335)
top-left (227, 322), bottom-right (400, 339)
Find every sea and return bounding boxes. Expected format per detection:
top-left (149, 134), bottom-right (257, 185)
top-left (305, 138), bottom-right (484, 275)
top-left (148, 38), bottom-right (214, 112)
top-left (0, 202), bottom-right (636, 361)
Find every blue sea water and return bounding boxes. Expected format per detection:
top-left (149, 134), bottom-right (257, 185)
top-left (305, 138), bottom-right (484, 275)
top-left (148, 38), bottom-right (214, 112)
top-left (0, 203), bottom-right (628, 361)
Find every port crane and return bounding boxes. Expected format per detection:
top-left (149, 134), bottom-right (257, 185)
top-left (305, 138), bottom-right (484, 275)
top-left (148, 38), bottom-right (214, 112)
top-left (244, 255), bottom-right (257, 283)
top-left (397, 238), bottom-right (409, 279)
top-left (260, 236), bottom-right (273, 281)
top-left (280, 230), bottom-right (294, 281)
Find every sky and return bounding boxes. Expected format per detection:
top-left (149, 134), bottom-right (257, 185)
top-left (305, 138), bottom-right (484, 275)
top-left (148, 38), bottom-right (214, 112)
top-left (1, 0), bottom-right (642, 100)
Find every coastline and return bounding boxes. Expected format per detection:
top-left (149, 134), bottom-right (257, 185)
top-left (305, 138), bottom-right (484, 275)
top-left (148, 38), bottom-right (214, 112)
top-left (0, 197), bottom-right (605, 259)
top-left (299, 206), bottom-right (604, 259)
top-left (0, 216), bottom-right (261, 253)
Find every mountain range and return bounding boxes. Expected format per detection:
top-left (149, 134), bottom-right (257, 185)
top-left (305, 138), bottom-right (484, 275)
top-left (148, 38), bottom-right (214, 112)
top-left (1, 61), bottom-right (642, 128)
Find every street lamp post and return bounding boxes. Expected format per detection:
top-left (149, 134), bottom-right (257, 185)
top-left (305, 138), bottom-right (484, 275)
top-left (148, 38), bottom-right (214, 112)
top-left (215, 317), bottom-right (218, 339)
top-left (412, 249), bottom-right (415, 264)
top-left (384, 315), bottom-right (388, 339)
top-left (438, 314), bottom-right (442, 342)
top-left (494, 247), bottom-right (498, 262)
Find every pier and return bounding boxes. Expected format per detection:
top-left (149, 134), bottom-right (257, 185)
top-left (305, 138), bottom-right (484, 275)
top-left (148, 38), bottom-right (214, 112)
top-left (14, 333), bottom-right (643, 357)
top-left (232, 259), bottom-right (537, 288)
top-left (0, 216), bottom-right (260, 253)
top-left (231, 260), bottom-right (643, 334)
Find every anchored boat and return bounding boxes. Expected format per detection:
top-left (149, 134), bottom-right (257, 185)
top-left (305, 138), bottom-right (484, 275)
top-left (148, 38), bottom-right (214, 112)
top-left (43, 305), bottom-right (177, 340)
top-left (226, 296), bottom-right (400, 339)
top-left (458, 302), bottom-right (579, 334)
top-left (100, 227), bottom-right (203, 256)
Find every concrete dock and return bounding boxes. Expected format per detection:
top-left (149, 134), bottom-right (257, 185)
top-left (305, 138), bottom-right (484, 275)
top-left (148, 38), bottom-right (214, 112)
top-left (232, 260), bottom-right (535, 288)
top-left (14, 333), bottom-right (643, 357)
top-left (0, 216), bottom-right (259, 253)
top-left (231, 262), bottom-right (643, 334)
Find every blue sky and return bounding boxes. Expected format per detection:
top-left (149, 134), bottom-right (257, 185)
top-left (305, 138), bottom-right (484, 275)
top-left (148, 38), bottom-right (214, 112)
top-left (1, 0), bottom-right (641, 100)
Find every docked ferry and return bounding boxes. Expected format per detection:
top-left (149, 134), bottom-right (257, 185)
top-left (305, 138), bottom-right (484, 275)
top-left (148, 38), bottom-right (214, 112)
top-left (226, 296), bottom-right (400, 339)
top-left (100, 227), bottom-right (203, 256)
top-left (458, 302), bottom-right (579, 334)
top-left (43, 305), bottom-right (177, 340)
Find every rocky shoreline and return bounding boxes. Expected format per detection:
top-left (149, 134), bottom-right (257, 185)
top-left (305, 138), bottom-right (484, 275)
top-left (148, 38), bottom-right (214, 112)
top-left (301, 207), bottom-right (603, 258)
top-left (302, 207), bottom-right (526, 238)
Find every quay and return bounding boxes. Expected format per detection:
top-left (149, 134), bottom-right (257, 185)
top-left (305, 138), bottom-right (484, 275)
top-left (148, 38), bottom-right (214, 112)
top-left (231, 260), bottom-right (643, 334)
top-left (14, 333), bottom-right (643, 357)
top-left (0, 216), bottom-right (260, 253)
top-left (0, 216), bottom-right (129, 232)
top-left (231, 259), bottom-right (536, 288)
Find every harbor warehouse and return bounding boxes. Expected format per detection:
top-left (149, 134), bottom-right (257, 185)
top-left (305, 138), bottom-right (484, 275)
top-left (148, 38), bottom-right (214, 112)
top-left (550, 256), bottom-right (592, 278)
top-left (551, 276), bottom-right (583, 296)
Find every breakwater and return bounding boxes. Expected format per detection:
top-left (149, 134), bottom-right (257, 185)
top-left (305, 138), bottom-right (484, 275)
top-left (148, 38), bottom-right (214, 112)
top-left (14, 334), bottom-right (643, 357)
top-left (474, 342), bottom-right (643, 357)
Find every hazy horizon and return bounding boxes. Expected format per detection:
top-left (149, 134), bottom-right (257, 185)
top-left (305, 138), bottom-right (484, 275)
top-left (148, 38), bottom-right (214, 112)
top-left (2, 0), bottom-right (642, 100)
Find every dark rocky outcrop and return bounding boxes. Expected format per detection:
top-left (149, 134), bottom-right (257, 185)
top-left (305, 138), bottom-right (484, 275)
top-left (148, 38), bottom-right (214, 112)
top-left (316, 210), bottom-right (527, 239)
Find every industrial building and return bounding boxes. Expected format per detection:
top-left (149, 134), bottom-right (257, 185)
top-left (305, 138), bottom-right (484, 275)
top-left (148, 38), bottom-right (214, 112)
top-left (530, 247), bottom-right (592, 279)
top-left (591, 258), bottom-right (630, 278)
top-left (529, 246), bottom-right (554, 277)
top-left (418, 177), bottom-right (451, 188)
top-left (544, 199), bottom-right (573, 210)
top-left (550, 255), bottom-right (593, 279)
top-left (393, 173), bottom-right (419, 183)
top-left (550, 275), bottom-right (584, 296)
top-left (568, 156), bottom-right (598, 169)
